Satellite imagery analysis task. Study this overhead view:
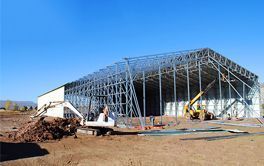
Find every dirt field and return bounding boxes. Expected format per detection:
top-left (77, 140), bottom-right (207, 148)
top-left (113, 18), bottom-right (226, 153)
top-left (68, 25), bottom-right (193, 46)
top-left (1, 111), bottom-right (264, 166)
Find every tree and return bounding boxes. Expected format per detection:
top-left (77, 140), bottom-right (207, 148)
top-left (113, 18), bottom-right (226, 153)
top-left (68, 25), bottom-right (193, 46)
top-left (29, 106), bottom-right (33, 111)
top-left (20, 106), bottom-right (28, 111)
top-left (13, 103), bottom-right (19, 111)
top-left (4, 100), bottom-right (12, 110)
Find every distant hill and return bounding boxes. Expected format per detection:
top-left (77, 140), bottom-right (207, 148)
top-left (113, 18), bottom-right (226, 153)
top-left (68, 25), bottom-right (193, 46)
top-left (0, 100), bottom-right (37, 109)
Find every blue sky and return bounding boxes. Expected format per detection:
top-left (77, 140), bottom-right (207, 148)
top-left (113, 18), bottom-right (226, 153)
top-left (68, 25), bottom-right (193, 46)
top-left (1, 0), bottom-right (264, 102)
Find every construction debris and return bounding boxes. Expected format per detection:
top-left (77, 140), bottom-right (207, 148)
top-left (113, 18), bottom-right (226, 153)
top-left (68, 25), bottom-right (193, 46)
top-left (207, 121), bottom-right (264, 128)
top-left (138, 127), bottom-right (226, 136)
top-left (8, 117), bottom-right (80, 142)
top-left (226, 129), bottom-right (248, 133)
top-left (180, 132), bottom-right (264, 141)
top-left (138, 127), bottom-right (249, 136)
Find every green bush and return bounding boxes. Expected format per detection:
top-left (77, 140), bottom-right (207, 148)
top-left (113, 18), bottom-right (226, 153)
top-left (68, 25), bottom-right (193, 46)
top-left (13, 103), bottom-right (19, 111)
top-left (20, 106), bottom-right (28, 111)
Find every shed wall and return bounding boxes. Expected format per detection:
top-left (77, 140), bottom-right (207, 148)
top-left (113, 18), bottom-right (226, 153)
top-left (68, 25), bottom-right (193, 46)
top-left (38, 86), bottom-right (65, 118)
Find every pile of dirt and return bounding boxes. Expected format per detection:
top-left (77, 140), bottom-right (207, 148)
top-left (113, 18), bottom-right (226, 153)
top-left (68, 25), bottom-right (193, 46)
top-left (8, 117), bottom-right (80, 142)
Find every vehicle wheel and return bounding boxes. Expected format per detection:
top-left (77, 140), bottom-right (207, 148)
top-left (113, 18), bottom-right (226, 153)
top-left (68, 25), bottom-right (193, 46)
top-left (210, 114), bottom-right (215, 120)
top-left (105, 128), bottom-right (114, 136)
top-left (185, 113), bottom-right (190, 120)
top-left (93, 129), bottom-right (101, 136)
top-left (105, 130), bottom-right (113, 136)
top-left (199, 112), bottom-right (205, 121)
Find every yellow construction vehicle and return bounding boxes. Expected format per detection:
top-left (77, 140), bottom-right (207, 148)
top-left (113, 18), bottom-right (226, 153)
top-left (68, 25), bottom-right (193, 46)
top-left (184, 80), bottom-right (216, 121)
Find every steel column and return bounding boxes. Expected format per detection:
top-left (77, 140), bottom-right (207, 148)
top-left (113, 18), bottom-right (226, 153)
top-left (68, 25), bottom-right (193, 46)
top-left (243, 83), bottom-right (246, 117)
top-left (198, 61), bottom-right (202, 103)
top-left (228, 67), bottom-right (232, 117)
top-left (119, 78), bottom-right (122, 114)
top-left (125, 71), bottom-right (128, 125)
top-left (173, 63), bottom-right (177, 121)
top-left (186, 63), bottom-right (190, 113)
top-left (159, 66), bottom-right (163, 124)
top-left (115, 65), bottom-right (118, 113)
top-left (130, 81), bottom-right (133, 126)
top-left (218, 64), bottom-right (223, 118)
top-left (143, 71), bottom-right (146, 125)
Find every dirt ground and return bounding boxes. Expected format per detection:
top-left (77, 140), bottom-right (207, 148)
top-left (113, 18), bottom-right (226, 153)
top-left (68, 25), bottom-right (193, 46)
top-left (0, 111), bottom-right (264, 166)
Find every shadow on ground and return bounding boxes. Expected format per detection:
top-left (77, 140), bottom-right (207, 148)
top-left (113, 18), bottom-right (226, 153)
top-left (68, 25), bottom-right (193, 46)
top-left (112, 131), bottom-right (138, 135)
top-left (0, 142), bottom-right (49, 162)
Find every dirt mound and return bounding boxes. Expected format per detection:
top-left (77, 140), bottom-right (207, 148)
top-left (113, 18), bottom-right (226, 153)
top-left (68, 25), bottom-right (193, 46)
top-left (8, 117), bottom-right (80, 142)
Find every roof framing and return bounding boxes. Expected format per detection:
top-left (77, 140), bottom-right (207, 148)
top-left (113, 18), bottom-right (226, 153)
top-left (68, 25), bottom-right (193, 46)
top-left (67, 48), bottom-right (258, 88)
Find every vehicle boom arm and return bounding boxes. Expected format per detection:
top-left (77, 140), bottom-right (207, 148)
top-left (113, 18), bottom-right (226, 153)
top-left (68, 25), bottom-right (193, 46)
top-left (184, 79), bottom-right (216, 111)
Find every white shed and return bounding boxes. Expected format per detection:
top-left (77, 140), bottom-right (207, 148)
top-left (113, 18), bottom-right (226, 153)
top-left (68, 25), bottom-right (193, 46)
top-left (38, 85), bottom-right (65, 118)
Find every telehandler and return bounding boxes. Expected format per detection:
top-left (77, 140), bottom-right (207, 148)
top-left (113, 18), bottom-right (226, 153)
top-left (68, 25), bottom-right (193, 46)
top-left (184, 80), bottom-right (216, 121)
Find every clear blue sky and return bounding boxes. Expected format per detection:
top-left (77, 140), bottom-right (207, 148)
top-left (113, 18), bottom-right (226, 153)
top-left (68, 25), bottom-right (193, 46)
top-left (1, 0), bottom-right (264, 102)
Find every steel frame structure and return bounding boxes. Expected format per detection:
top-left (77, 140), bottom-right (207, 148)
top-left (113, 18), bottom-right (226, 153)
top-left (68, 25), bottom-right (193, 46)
top-left (64, 48), bottom-right (260, 128)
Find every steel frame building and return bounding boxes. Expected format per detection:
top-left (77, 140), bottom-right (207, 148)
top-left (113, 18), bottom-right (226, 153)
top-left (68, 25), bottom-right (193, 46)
top-left (62, 48), bottom-right (260, 128)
